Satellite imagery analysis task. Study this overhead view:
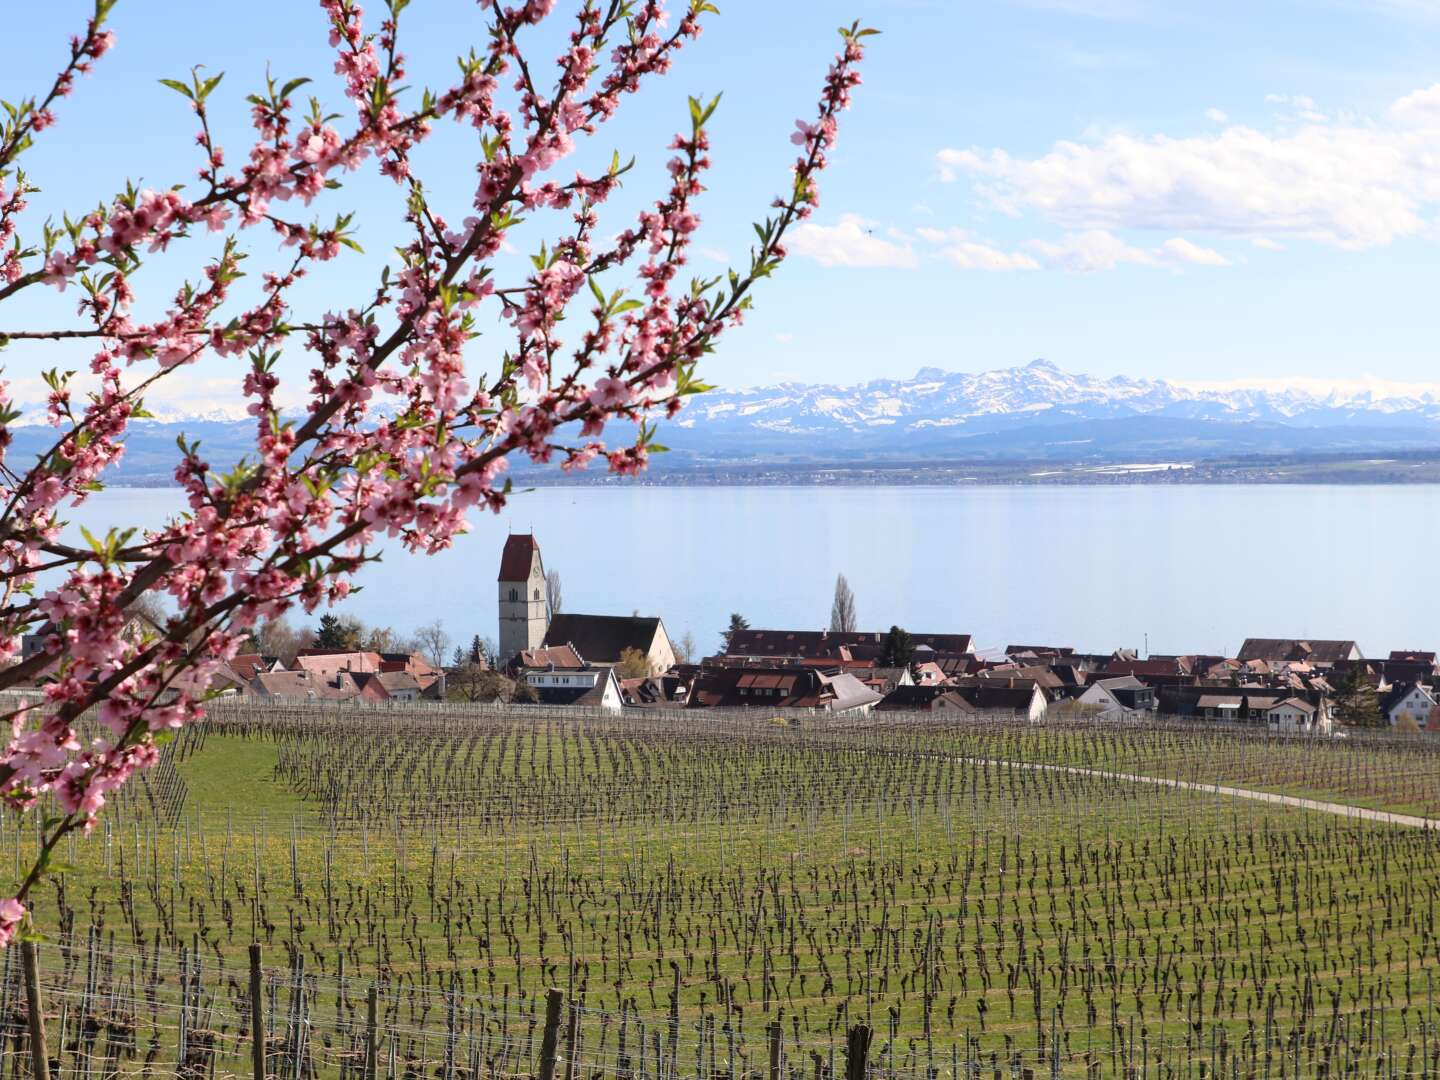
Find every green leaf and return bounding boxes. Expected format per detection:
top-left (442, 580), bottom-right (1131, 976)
top-left (199, 73), bottom-right (226, 101)
top-left (158, 78), bottom-right (194, 101)
top-left (79, 525), bottom-right (105, 557)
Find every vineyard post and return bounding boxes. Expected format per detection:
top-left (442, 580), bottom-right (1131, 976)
top-left (21, 942), bottom-right (48, 1080)
top-left (564, 992), bottom-right (581, 1080)
top-left (768, 1021), bottom-right (783, 1080)
top-left (540, 989), bottom-right (564, 1080)
top-left (1428, 970), bottom-right (1434, 1080)
top-left (366, 984), bottom-right (379, 1080)
top-left (250, 944), bottom-right (265, 1080)
top-left (846, 1025), bottom-right (872, 1080)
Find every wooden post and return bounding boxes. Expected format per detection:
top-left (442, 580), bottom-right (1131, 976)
top-left (845, 1025), bottom-right (872, 1080)
top-left (366, 985), bottom-right (379, 1080)
top-left (768, 1021), bottom-right (783, 1080)
top-left (564, 995), bottom-right (581, 1080)
top-left (249, 944), bottom-right (265, 1080)
top-left (21, 942), bottom-right (48, 1080)
top-left (539, 989), bottom-right (564, 1080)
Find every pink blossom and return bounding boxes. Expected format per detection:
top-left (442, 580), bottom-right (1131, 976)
top-left (589, 376), bottom-right (633, 409)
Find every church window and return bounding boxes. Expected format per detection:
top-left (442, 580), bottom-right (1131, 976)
top-left (509, 588), bottom-right (518, 602)
top-left (534, 588), bottom-right (541, 600)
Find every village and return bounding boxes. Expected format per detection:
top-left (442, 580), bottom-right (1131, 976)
top-left (14, 532), bottom-right (1426, 735)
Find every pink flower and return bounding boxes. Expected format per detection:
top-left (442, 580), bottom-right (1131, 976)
top-left (589, 376), bottom-right (632, 409)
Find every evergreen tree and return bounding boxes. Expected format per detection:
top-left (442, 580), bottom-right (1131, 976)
top-left (470, 634), bottom-right (485, 664)
top-left (1333, 666), bottom-right (1385, 728)
top-left (721, 612), bottom-right (750, 652)
top-left (880, 625), bottom-right (915, 668)
top-left (312, 613), bottom-right (361, 650)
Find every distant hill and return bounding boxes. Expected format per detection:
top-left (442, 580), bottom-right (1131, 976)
top-left (660, 359), bottom-right (1440, 463)
top-left (11, 359), bottom-right (1440, 483)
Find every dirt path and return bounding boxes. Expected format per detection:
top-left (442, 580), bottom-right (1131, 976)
top-left (1025, 760), bottom-right (1440, 829)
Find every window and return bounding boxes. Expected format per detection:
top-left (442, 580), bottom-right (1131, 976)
top-left (534, 588), bottom-right (541, 601)
top-left (509, 588), bottom-right (518, 602)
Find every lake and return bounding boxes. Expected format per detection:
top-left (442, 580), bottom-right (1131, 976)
top-left (60, 484), bottom-right (1439, 659)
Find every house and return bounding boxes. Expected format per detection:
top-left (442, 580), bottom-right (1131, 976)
top-left (293, 649), bottom-right (385, 677)
top-left (362, 671), bottom-right (424, 701)
top-left (521, 664), bottom-right (623, 711)
top-left (515, 643), bottom-right (586, 671)
top-left (1266, 697), bottom-right (1326, 734)
top-left (162, 661), bottom-right (253, 700)
top-left (724, 629), bottom-right (972, 662)
top-left (1381, 682), bottom-right (1436, 731)
top-left (1005, 645), bottom-right (1076, 661)
top-left (230, 654), bottom-right (283, 681)
top-left (619, 673), bottom-right (691, 708)
top-left (688, 663), bottom-right (881, 713)
top-left (1237, 639), bottom-right (1362, 666)
top-left (859, 666), bottom-right (914, 696)
top-left (910, 661), bottom-right (947, 686)
top-left (1073, 676), bottom-right (1155, 715)
top-left (1103, 657), bottom-right (1193, 678)
top-left (251, 669), bottom-right (389, 702)
top-left (542, 613), bottom-right (676, 675)
top-left (876, 685), bottom-right (977, 713)
top-left (1194, 693), bottom-right (1245, 722)
top-left (951, 680), bottom-right (1048, 722)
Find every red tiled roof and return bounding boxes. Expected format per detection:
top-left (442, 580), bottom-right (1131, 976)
top-left (498, 534), bottom-right (539, 582)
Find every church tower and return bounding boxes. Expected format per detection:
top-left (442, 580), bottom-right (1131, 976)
top-left (498, 533), bottom-right (549, 665)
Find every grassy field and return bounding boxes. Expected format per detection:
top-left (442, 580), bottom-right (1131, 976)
top-left (6, 707), bottom-right (1440, 1080)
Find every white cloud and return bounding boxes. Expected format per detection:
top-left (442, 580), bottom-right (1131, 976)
top-left (773, 332), bottom-right (795, 344)
top-left (937, 82), bottom-right (1440, 250)
top-left (1158, 236), bottom-right (1232, 266)
top-left (1026, 230), bottom-right (1228, 273)
top-left (5, 366), bottom-right (280, 422)
top-left (1205, 108), bottom-right (1228, 123)
top-left (1264, 93), bottom-right (1319, 111)
top-left (791, 216), bottom-right (1226, 275)
top-left (788, 214), bottom-right (919, 268)
top-left (915, 227), bottom-right (1040, 271)
top-left (696, 246), bottom-right (729, 263)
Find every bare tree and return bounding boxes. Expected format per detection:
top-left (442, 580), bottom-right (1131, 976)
top-left (829, 574), bottom-right (858, 633)
top-left (452, 665), bottom-right (523, 703)
top-left (125, 593), bottom-right (170, 633)
top-left (253, 617), bottom-right (305, 666)
top-left (546, 570), bottom-right (564, 615)
top-left (363, 625), bottom-right (401, 653)
top-left (412, 620), bottom-right (451, 670)
top-left (675, 631), bottom-right (697, 665)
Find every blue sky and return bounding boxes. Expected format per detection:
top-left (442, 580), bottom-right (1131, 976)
top-left (9, 0), bottom-right (1440, 412)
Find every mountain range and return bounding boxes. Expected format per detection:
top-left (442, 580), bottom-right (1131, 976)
top-left (658, 359), bottom-right (1440, 464)
top-left (13, 359), bottom-right (1440, 483)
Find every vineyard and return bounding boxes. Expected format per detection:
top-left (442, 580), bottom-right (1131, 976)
top-left (3, 704), bottom-right (1439, 1080)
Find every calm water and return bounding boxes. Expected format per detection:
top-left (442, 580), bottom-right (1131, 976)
top-left (60, 484), bottom-right (1440, 658)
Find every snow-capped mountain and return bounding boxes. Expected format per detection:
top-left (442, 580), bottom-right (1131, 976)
top-left (675, 359), bottom-right (1440, 434)
top-left (658, 359), bottom-right (1440, 462)
top-left (11, 359), bottom-right (1440, 482)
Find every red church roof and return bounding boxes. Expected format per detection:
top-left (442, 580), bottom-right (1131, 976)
top-left (498, 534), bottom-right (540, 581)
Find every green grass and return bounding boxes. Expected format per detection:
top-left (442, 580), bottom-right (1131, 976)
top-left (7, 713), bottom-right (1439, 1080)
top-left (175, 733), bottom-right (316, 820)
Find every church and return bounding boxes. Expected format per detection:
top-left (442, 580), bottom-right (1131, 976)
top-left (496, 534), bottom-right (677, 675)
